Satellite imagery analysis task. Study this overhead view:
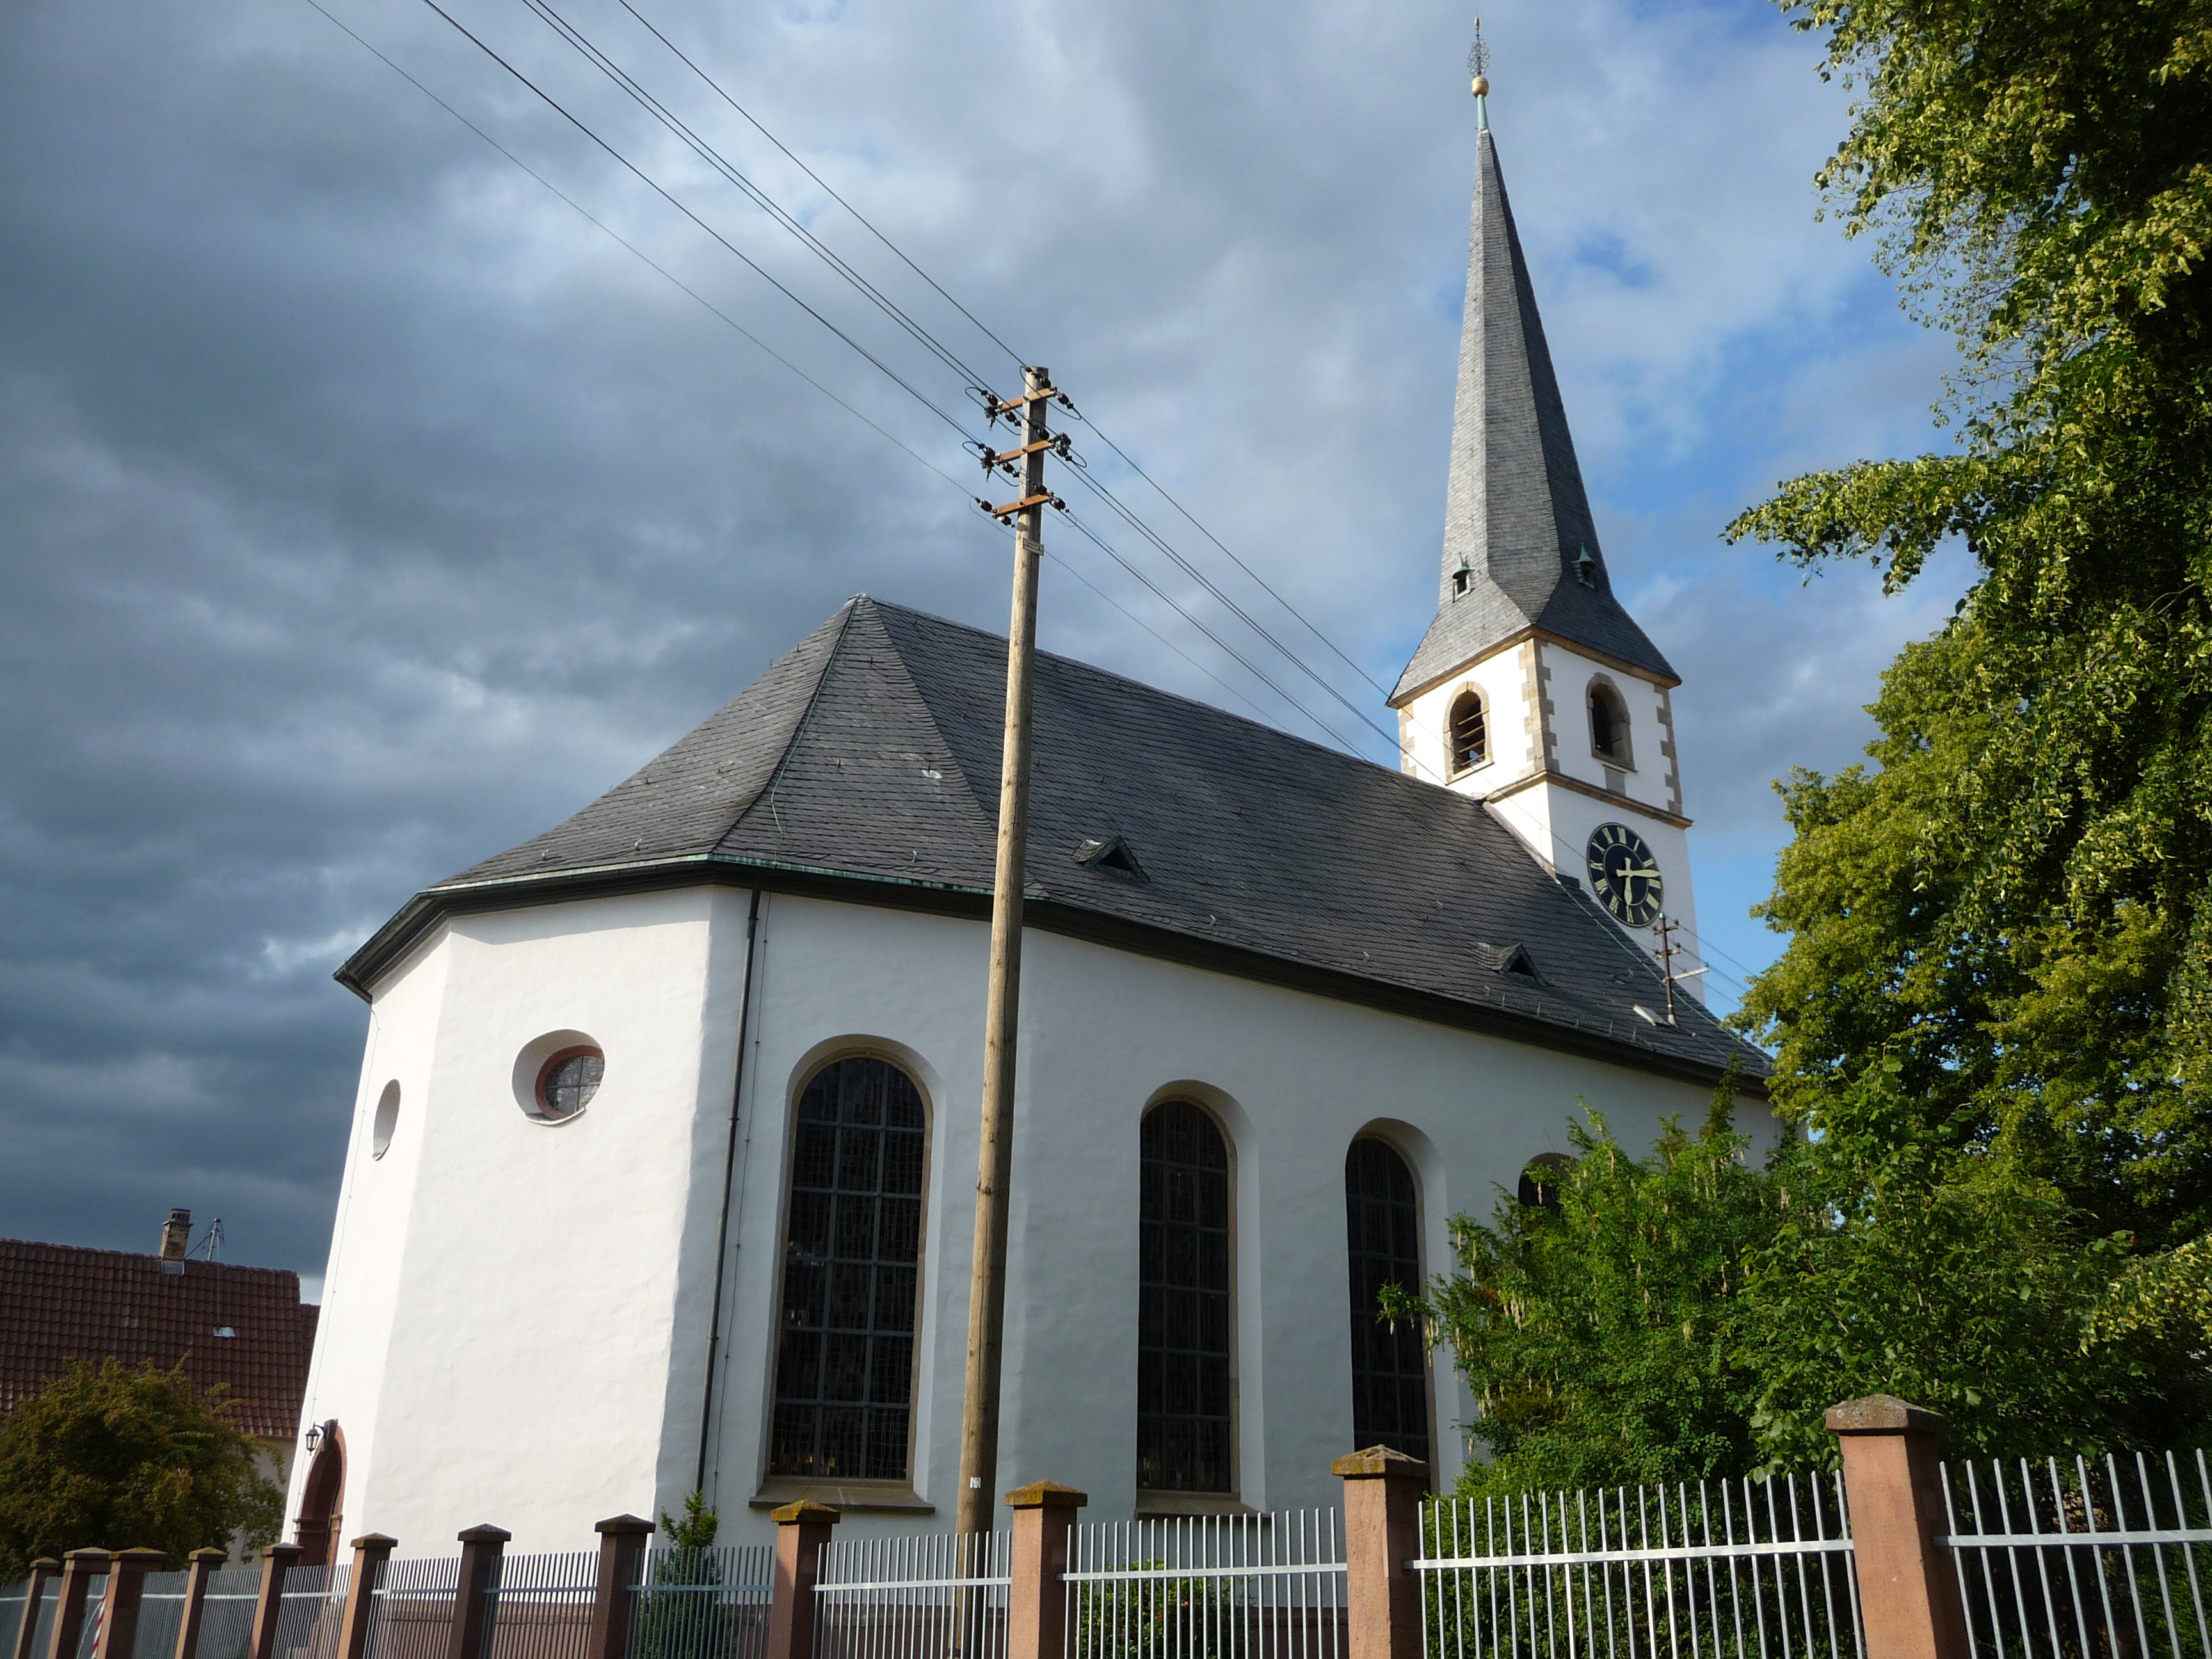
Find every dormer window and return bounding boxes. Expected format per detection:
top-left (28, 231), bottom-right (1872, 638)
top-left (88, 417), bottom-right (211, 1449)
top-left (1573, 546), bottom-right (1598, 588)
top-left (1447, 690), bottom-right (1487, 776)
top-left (1451, 564), bottom-right (1473, 598)
top-left (1589, 680), bottom-right (1631, 767)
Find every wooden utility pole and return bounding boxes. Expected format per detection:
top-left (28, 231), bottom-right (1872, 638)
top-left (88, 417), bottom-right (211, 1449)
top-left (958, 365), bottom-right (1064, 1535)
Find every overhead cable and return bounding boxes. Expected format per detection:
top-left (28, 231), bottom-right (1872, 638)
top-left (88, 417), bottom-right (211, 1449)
top-left (413, 0), bottom-right (977, 438)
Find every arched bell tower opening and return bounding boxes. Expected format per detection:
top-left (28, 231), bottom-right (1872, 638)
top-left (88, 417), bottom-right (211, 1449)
top-left (294, 1420), bottom-right (344, 1566)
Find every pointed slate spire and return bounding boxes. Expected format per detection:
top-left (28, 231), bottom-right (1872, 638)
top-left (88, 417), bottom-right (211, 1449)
top-left (1393, 108), bottom-right (1676, 703)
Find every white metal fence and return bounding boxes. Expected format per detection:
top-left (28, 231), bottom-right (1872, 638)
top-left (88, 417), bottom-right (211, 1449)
top-left (1414, 1475), bottom-right (1863, 1659)
top-left (813, 1531), bottom-right (1010, 1659)
top-left (627, 1545), bottom-right (773, 1659)
top-left (1940, 1450), bottom-right (2212, 1659)
top-left (1061, 1509), bottom-right (1347, 1659)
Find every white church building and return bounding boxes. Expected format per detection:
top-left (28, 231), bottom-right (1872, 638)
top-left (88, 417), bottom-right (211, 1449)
top-left (285, 99), bottom-right (1768, 1555)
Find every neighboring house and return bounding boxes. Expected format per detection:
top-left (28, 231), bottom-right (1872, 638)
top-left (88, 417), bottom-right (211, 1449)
top-left (0, 1211), bottom-right (321, 1560)
top-left (291, 97), bottom-right (1771, 1551)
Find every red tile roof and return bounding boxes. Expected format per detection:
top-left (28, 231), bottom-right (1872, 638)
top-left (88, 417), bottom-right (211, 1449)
top-left (0, 1238), bottom-right (319, 1442)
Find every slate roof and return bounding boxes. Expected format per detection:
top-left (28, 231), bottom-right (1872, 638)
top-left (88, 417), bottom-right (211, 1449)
top-left (1394, 122), bottom-right (1677, 703)
top-left (0, 1239), bottom-right (319, 1441)
top-left (354, 596), bottom-right (1763, 1087)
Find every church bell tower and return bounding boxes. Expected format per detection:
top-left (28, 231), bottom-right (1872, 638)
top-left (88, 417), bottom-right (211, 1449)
top-left (1393, 63), bottom-right (1701, 993)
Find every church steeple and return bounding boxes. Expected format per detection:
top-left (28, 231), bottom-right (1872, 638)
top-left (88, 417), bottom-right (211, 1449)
top-left (1391, 91), bottom-right (1676, 706)
top-left (1391, 63), bottom-right (1702, 999)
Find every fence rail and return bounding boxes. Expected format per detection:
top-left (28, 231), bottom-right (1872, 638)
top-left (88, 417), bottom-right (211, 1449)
top-left (814, 1532), bottom-right (1009, 1659)
top-left (1415, 1475), bottom-right (1863, 1659)
top-left (1062, 1509), bottom-right (1347, 1659)
top-left (627, 1545), bottom-right (773, 1659)
top-left (1941, 1450), bottom-right (2212, 1659)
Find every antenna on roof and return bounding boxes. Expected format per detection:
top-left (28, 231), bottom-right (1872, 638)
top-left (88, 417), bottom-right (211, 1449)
top-left (193, 1217), bottom-right (223, 1263)
top-left (1468, 18), bottom-right (1491, 129)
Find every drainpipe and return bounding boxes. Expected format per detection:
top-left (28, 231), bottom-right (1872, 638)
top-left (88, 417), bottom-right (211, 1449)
top-left (696, 876), bottom-right (765, 1493)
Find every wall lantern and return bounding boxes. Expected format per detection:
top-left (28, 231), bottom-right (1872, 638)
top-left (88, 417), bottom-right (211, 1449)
top-left (303, 1423), bottom-right (323, 1455)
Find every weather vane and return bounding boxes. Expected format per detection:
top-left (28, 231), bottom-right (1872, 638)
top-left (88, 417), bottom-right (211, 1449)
top-left (1468, 17), bottom-right (1491, 96)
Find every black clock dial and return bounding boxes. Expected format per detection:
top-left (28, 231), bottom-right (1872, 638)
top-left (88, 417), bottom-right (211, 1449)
top-left (1585, 822), bottom-right (1663, 927)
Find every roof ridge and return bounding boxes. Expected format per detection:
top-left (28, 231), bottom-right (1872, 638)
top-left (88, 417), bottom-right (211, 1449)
top-left (0, 1237), bottom-right (303, 1280)
top-left (723, 597), bottom-right (863, 850)
top-left (858, 594), bottom-right (1429, 785)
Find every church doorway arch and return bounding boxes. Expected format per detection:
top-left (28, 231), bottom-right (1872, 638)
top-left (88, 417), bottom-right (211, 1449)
top-left (294, 1421), bottom-right (344, 1566)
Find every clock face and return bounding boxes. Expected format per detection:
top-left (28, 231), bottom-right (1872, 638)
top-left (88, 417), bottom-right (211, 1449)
top-left (1586, 823), bottom-right (1663, 927)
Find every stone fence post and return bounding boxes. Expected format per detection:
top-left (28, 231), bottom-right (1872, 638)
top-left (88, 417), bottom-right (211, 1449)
top-left (44, 1551), bottom-right (109, 1659)
top-left (1334, 1447), bottom-right (1427, 1659)
top-left (586, 1516), bottom-right (653, 1659)
top-left (10, 1560), bottom-right (57, 1659)
top-left (173, 1550), bottom-right (228, 1659)
top-left (445, 1527), bottom-right (510, 1659)
top-left (764, 1502), bottom-right (838, 1659)
top-left (93, 1550), bottom-right (168, 1659)
top-left (336, 1535), bottom-right (397, 1659)
top-left (247, 1544), bottom-right (305, 1659)
top-left (1006, 1482), bottom-right (1086, 1659)
top-left (1828, 1395), bottom-right (1970, 1659)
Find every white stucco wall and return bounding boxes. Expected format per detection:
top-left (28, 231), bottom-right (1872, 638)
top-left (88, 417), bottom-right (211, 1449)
top-left (291, 887), bottom-right (753, 1551)
top-left (1399, 645), bottom-right (1539, 795)
top-left (303, 883), bottom-right (1760, 1554)
top-left (1400, 637), bottom-right (1702, 998)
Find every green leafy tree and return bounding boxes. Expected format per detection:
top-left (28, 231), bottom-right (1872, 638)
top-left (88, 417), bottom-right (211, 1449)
top-left (1724, 0), bottom-right (2212, 1247)
top-left (1382, 1095), bottom-right (1787, 1498)
top-left (0, 1359), bottom-right (282, 1578)
top-left (1394, 1095), bottom-right (2211, 1493)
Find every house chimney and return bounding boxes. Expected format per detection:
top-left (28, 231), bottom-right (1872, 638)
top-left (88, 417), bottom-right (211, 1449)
top-left (160, 1209), bottom-right (191, 1262)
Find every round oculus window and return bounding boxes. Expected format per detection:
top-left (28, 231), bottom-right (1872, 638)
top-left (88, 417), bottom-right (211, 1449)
top-left (535, 1046), bottom-right (604, 1122)
top-left (371, 1081), bottom-right (401, 1159)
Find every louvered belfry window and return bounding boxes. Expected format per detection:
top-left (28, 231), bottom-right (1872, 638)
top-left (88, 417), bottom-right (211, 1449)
top-left (1448, 690), bottom-right (1488, 774)
top-left (769, 1057), bottom-right (926, 1482)
top-left (1344, 1138), bottom-right (1431, 1463)
top-left (1138, 1101), bottom-right (1233, 1493)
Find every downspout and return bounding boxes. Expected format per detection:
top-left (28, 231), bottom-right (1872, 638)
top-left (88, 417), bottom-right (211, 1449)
top-left (696, 876), bottom-right (765, 1493)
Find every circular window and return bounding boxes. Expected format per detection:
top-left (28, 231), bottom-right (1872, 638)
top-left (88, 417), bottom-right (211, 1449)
top-left (511, 1029), bottom-right (605, 1124)
top-left (371, 1082), bottom-right (401, 1159)
top-left (536, 1047), bottom-right (604, 1121)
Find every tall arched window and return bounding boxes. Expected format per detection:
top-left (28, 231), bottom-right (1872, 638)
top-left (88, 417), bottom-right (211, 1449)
top-left (1589, 681), bottom-right (1631, 766)
top-left (1344, 1139), bottom-right (1429, 1463)
top-left (1447, 690), bottom-right (1488, 776)
top-left (1138, 1101), bottom-right (1233, 1494)
top-left (769, 1056), bottom-right (926, 1482)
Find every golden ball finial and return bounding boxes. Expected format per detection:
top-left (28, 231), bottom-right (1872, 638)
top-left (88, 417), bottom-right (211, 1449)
top-left (1470, 74), bottom-right (1489, 96)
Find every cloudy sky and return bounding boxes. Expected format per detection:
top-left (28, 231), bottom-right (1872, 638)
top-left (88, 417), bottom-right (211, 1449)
top-left (0, 0), bottom-right (1971, 1289)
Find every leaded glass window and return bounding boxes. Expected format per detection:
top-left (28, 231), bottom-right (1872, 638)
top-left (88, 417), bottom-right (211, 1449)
top-left (769, 1056), bottom-right (926, 1481)
top-left (1138, 1100), bottom-right (1232, 1493)
top-left (1345, 1138), bottom-right (1429, 1463)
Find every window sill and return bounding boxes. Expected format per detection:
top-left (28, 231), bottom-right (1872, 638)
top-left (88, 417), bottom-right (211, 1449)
top-left (748, 1478), bottom-right (934, 1514)
top-left (1133, 1490), bottom-right (1256, 1519)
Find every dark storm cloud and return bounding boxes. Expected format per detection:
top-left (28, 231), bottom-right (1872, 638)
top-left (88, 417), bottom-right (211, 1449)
top-left (1, 0), bottom-right (1957, 1278)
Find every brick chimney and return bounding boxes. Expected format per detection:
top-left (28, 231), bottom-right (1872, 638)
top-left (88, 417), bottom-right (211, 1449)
top-left (160, 1209), bottom-right (191, 1262)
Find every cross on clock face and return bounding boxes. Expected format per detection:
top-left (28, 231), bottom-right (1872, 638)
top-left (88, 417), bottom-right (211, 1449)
top-left (1586, 822), bottom-right (1663, 927)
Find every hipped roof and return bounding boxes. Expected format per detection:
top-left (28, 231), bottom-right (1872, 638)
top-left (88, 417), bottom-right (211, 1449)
top-left (343, 597), bottom-right (1762, 1088)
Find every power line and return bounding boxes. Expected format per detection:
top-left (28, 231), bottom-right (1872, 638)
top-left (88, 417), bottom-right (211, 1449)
top-left (294, 0), bottom-right (1336, 757)
top-left (513, 0), bottom-right (1401, 725)
top-left (1057, 507), bottom-right (1380, 757)
top-left (297, 0), bottom-right (976, 496)
top-left (413, 0), bottom-right (979, 438)
top-left (612, 0), bottom-right (1028, 370)
top-left (517, 0), bottom-right (1001, 394)
top-left (1066, 412), bottom-right (1395, 700)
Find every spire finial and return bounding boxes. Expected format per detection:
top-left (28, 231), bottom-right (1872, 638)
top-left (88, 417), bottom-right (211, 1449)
top-left (1468, 19), bottom-right (1491, 129)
